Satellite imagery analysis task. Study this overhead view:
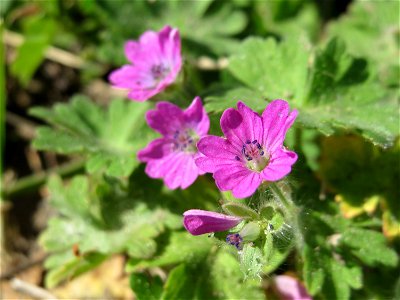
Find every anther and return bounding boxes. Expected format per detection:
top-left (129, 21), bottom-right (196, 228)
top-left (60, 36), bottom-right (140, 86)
top-left (252, 140), bottom-right (257, 144)
top-left (235, 156), bottom-right (241, 161)
top-left (246, 140), bottom-right (251, 144)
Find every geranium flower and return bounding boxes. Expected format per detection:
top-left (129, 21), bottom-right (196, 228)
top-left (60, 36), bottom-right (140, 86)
top-left (109, 26), bottom-right (182, 101)
top-left (183, 209), bottom-right (242, 236)
top-left (137, 97), bottom-right (209, 189)
top-left (273, 275), bottom-right (312, 300)
top-left (196, 100), bottom-right (297, 198)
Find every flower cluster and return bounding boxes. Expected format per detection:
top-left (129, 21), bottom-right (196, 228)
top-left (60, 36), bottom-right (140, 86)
top-left (110, 25), bottom-right (301, 284)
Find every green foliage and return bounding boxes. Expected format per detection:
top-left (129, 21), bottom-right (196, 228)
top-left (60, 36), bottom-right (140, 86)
top-left (156, 250), bottom-right (264, 300)
top-left (300, 207), bottom-right (399, 300)
top-left (206, 37), bottom-right (398, 147)
top-left (327, 0), bottom-right (400, 87)
top-left (30, 95), bottom-right (156, 177)
top-left (340, 228), bottom-right (398, 267)
top-left (130, 273), bottom-right (163, 300)
top-left (222, 202), bottom-right (259, 219)
top-left (8, 1), bottom-right (398, 299)
top-left (126, 232), bottom-right (213, 272)
top-left (40, 175), bottom-right (181, 288)
top-left (150, 1), bottom-right (247, 55)
top-left (10, 15), bottom-right (56, 85)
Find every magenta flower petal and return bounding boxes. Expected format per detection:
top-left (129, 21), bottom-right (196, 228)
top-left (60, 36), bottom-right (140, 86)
top-left (213, 165), bottom-right (253, 191)
top-left (220, 102), bottom-right (263, 151)
top-left (138, 97), bottom-right (209, 189)
top-left (231, 172), bottom-right (263, 198)
top-left (236, 101), bottom-right (263, 146)
top-left (183, 96), bottom-right (210, 136)
top-left (220, 108), bottom-right (246, 150)
top-left (274, 275), bottom-right (312, 300)
top-left (197, 100), bottom-right (297, 198)
top-left (195, 136), bottom-right (240, 173)
top-left (109, 26), bottom-right (182, 102)
top-left (262, 149), bottom-right (298, 182)
top-left (109, 66), bottom-right (154, 89)
top-left (124, 41), bottom-right (140, 64)
top-left (137, 138), bottom-right (172, 162)
top-left (146, 102), bottom-right (185, 136)
top-left (262, 99), bottom-right (298, 153)
top-left (183, 209), bottom-right (242, 236)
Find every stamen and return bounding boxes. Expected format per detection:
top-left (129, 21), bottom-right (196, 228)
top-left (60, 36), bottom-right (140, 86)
top-left (151, 64), bottom-right (169, 80)
top-left (172, 129), bottom-right (198, 153)
top-left (226, 233), bottom-right (243, 249)
top-left (235, 139), bottom-right (270, 172)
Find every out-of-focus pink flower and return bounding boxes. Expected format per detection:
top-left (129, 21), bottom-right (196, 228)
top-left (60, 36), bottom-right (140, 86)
top-left (138, 97), bottom-right (209, 189)
top-left (109, 26), bottom-right (182, 102)
top-left (183, 209), bottom-right (242, 236)
top-left (196, 100), bottom-right (297, 199)
top-left (274, 275), bottom-right (312, 300)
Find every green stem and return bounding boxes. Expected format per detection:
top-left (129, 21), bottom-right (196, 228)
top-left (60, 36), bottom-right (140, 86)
top-left (2, 159), bottom-right (85, 198)
top-left (269, 182), bottom-right (304, 250)
top-left (269, 182), bottom-right (293, 213)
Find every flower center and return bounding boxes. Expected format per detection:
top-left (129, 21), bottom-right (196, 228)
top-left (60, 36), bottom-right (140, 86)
top-left (172, 129), bottom-right (198, 153)
top-left (235, 139), bottom-right (269, 172)
top-left (151, 64), bottom-right (169, 81)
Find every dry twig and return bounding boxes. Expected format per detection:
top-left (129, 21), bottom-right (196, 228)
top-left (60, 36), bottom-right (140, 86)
top-left (10, 278), bottom-right (58, 299)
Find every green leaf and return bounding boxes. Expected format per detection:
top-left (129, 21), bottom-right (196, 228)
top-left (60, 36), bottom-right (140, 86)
top-left (10, 16), bottom-right (57, 85)
top-left (45, 253), bottom-right (107, 288)
top-left (340, 228), bottom-right (399, 267)
top-left (30, 95), bottom-right (156, 177)
top-left (327, 1), bottom-right (400, 86)
top-left (126, 232), bottom-right (213, 272)
top-left (212, 251), bottom-right (264, 299)
top-left (205, 86), bottom-right (266, 113)
top-left (161, 264), bottom-right (208, 300)
top-left (299, 38), bottom-right (397, 147)
top-left (222, 202), bottom-right (259, 219)
top-left (328, 258), bottom-right (351, 300)
top-left (240, 243), bottom-right (264, 280)
top-left (153, 1), bottom-right (247, 55)
top-left (40, 175), bottom-right (180, 287)
top-left (302, 244), bottom-right (324, 295)
top-left (263, 231), bottom-right (294, 274)
top-left (210, 36), bottom-right (398, 147)
top-left (130, 273), bottom-right (163, 300)
top-left (228, 37), bottom-right (309, 105)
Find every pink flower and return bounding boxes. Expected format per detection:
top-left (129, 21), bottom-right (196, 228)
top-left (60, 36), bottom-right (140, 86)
top-left (183, 209), bottom-right (242, 236)
top-left (273, 275), bottom-right (312, 300)
top-left (137, 97), bottom-right (209, 189)
top-left (109, 26), bottom-right (182, 102)
top-left (196, 100), bottom-right (298, 199)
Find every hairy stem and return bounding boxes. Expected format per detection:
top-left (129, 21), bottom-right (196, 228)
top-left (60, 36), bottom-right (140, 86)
top-left (3, 159), bottom-right (85, 198)
top-left (269, 182), bottom-right (294, 213)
